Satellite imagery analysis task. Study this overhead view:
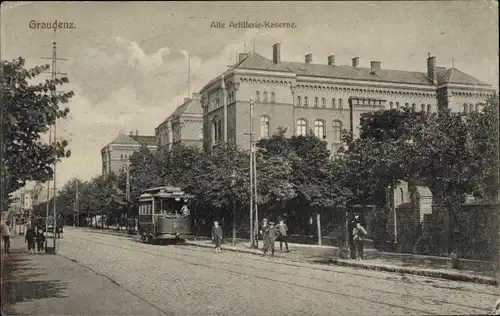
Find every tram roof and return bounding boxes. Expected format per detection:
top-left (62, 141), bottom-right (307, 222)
top-left (143, 186), bottom-right (184, 194)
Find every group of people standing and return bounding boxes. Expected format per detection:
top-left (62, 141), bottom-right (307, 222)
top-left (24, 224), bottom-right (46, 255)
top-left (211, 218), bottom-right (290, 257)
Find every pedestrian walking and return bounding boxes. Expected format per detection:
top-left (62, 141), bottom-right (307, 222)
top-left (25, 224), bottom-right (36, 255)
top-left (276, 219), bottom-right (289, 252)
top-left (260, 218), bottom-right (270, 256)
top-left (211, 221), bottom-right (223, 253)
top-left (266, 222), bottom-right (278, 257)
top-left (352, 222), bottom-right (368, 260)
top-left (1, 221), bottom-right (11, 253)
top-left (36, 227), bottom-right (46, 254)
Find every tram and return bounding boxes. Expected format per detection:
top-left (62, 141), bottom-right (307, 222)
top-left (137, 186), bottom-right (193, 243)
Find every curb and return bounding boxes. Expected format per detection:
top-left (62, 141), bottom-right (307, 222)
top-left (184, 241), bottom-right (496, 286)
top-left (184, 241), bottom-right (263, 256)
top-left (329, 258), bottom-right (497, 286)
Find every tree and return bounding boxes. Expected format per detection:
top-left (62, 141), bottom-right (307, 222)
top-left (1, 57), bottom-right (74, 212)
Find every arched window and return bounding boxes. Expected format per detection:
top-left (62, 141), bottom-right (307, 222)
top-left (390, 101), bottom-right (394, 109)
top-left (412, 103), bottom-right (416, 111)
top-left (296, 118), bottom-right (308, 136)
top-left (332, 120), bottom-right (342, 142)
top-left (396, 102), bottom-right (400, 110)
top-left (321, 97), bottom-right (326, 108)
top-left (469, 104), bottom-right (474, 112)
top-left (256, 91), bottom-right (260, 101)
top-left (475, 104), bottom-right (480, 112)
top-left (121, 154), bottom-right (123, 160)
top-left (216, 97), bottom-right (220, 107)
top-left (260, 116), bottom-right (270, 138)
top-left (314, 97), bottom-right (319, 107)
top-left (338, 98), bottom-right (343, 108)
top-left (332, 98), bottom-right (336, 108)
top-left (421, 104), bottom-right (425, 112)
top-left (271, 92), bottom-right (275, 103)
top-left (405, 102), bottom-right (409, 108)
top-left (463, 103), bottom-right (468, 113)
top-left (314, 120), bottom-right (325, 139)
top-left (199, 127), bottom-right (203, 140)
top-left (304, 97), bottom-right (309, 107)
top-left (297, 96), bottom-right (302, 106)
top-left (212, 118), bottom-right (220, 144)
top-left (427, 104), bottom-right (431, 113)
top-left (264, 91), bottom-right (268, 102)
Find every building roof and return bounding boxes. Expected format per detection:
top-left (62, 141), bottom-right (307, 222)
top-left (131, 135), bottom-right (157, 146)
top-left (436, 67), bottom-right (490, 86)
top-left (237, 53), bottom-right (435, 85)
top-left (202, 52), bottom-right (491, 90)
top-left (106, 134), bottom-right (156, 147)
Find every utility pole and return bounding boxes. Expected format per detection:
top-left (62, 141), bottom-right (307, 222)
top-left (188, 54), bottom-right (191, 98)
top-left (75, 180), bottom-right (79, 227)
top-left (41, 29), bottom-right (67, 254)
top-left (249, 96), bottom-right (254, 248)
top-left (126, 157), bottom-right (131, 231)
top-left (253, 143), bottom-right (259, 249)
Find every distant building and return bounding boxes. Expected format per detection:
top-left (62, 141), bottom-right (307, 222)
top-left (155, 93), bottom-right (204, 151)
top-left (199, 43), bottom-right (495, 154)
top-left (101, 131), bottom-right (157, 177)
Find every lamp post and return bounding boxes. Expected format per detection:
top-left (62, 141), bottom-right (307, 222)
top-left (231, 169), bottom-right (237, 246)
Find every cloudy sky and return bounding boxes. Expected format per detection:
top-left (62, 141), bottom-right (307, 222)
top-left (1, 1), bottom-right (498, 191)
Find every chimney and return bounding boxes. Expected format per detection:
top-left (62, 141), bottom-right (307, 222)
top-left (305, 53), bottom-right (313, 64)
top-left (272, 43), bottom-right (281, 64)
top-left (238, 53), bottom-right (248, 62)
top-left (184, 97), bottom-right (191, 103)
top-left (427, 53), bottom-right (437, 84)
top-left (327, 55), bottom-right (335, 66)
top-left (370, 61), bottom-right (381, 71)
top-left (352, 57), bottom-right (359, 67)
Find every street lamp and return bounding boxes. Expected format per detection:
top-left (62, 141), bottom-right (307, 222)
top-left (230, 169), bottom-right (237, 246)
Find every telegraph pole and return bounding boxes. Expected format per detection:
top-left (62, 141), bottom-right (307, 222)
top-left (244, 96), bottom-right (259, 249)
top-left (41, 29), bottom-right (67, 254)
top-left (75, 180), bottom-right (79, 227)
top-left (249, 96), bottom-right (254, 248)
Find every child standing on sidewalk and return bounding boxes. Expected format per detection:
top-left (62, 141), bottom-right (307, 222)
top-left (211, 221), bottom-right (223, 254)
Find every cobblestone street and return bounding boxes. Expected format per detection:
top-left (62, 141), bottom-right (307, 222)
top-left (6, 227), bottom-right (492, 316)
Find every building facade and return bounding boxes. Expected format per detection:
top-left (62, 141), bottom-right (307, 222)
top-left (101, 131), bottom-right (157, 177)
top-left (199, 43), bottom-right (495, 154)
top-left (155, 93), bottom-right (204, 151)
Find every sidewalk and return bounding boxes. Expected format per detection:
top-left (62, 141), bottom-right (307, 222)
top-left (185, 239), bottom-right (497, 286)
top-left (0, 236), bottom-right (167, 316)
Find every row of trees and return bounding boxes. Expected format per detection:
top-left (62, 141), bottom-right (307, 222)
top-left (42, 96), bottom-right (498, 248)
top-left (1, 57), bottom-right (73, 214)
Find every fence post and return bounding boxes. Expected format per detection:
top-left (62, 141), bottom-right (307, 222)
top-left (317, 213), bottom-right (322, 246)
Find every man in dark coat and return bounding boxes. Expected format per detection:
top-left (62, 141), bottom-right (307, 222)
top-left (211, 221), bottom-right (223, 254)
top-left (262, 221), bottom-right (277, 257)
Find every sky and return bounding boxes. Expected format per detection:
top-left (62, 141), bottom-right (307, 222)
top-left (1, 1), bottom-right (498, 193)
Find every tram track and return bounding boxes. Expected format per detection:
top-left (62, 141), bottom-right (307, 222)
top-left (78, 229), bottom-right (498, 297)
top-left (64, 234), bottom-right (492, 314)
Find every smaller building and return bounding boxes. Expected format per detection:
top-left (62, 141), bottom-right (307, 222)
top-left (155, 93), bottom-right (203, 151)
top-left (101, 131), bottom-right (157, 177)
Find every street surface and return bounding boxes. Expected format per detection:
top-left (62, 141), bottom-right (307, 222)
top-left (20, 228), bottom-right (499, 315)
